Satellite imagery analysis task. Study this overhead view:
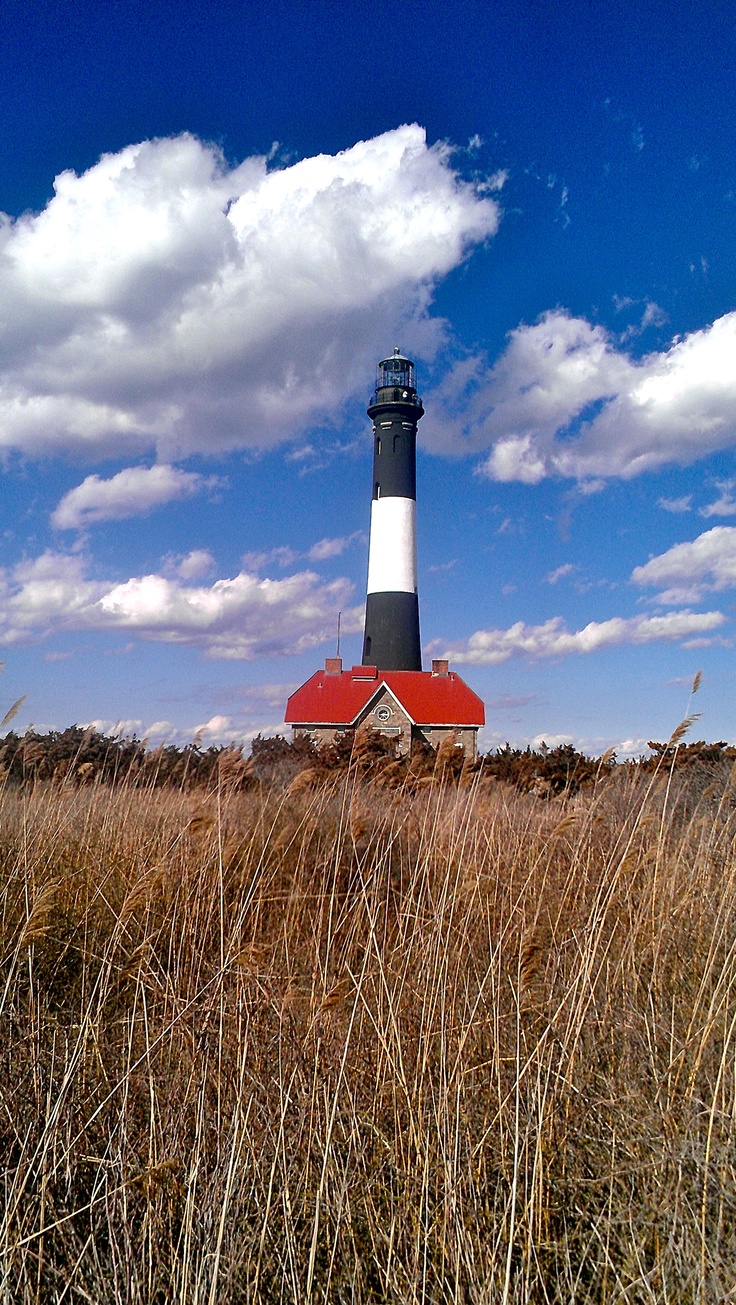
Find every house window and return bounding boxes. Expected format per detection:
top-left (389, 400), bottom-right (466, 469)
top-left (375, 705), bottom-right (392, 722)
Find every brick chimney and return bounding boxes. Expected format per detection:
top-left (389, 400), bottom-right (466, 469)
top-left (431, 658), bottom-right (449, 676)
top-left (324, 657), bottom-right (342, 675)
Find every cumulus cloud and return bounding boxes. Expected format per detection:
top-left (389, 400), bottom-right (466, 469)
top-left (422, 309), bottom-right (736, 483)
top-left (0, 550), bottom-right (363, 658)
top-left (83, 718), bottom-right (174, 740)
top-left (175, 549), bottom-right (216, 579)
top-left (531, 732), bottom-right (574, 748)
top-left (51, 464), bottom-right (217, 528)
top-left (433, 609), bottom-right (726, 665)
top-left (632, 526), bottom-right (736, 604)
top-left (85, 684), bottom-right (299, 748)
top-left (0, 126), bottom-right (498, 460)
top-left (478, 724), bottom-right (651, 758)
top-left (195, 714), bottom-right (231, 737)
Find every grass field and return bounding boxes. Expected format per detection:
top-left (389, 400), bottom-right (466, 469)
top-left (2, 741), bottom-right (736, 1302)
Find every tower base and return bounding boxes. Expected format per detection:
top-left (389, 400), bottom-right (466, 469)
top-left (362, 591), bottom-right (421, 671)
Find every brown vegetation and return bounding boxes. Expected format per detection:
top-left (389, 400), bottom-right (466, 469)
top-left (2, 735), bottom-right (736, 1300)
top-left (0, 724), bottom-right (619, 797)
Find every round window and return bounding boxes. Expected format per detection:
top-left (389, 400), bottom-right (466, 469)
top-left (375, 705), bottom-right (392, 722)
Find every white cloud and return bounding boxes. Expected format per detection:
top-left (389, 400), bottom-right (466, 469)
top-left (0, 126), bottom-right (498, 460)
top-left (0, 550), bottom-right (363, 659)
top-left (83, 694), bottom-right (297, 747)
top-left (632, 526), bottom-right (736, 604)
top-left (83, 718), bottom-right (174, 739)
top-left (424, 309), bottom-right (736, 483)
top-left (176, 549), bottom-right (216, 579)
top-left (145, 720), bottom-right (174, 737)
top-left (244, 533), bottom-right (363, 571)
top-left (242, 546), bottom-right (299, 572)
top-left (307, 532), bottom-right (363, 561)
top-left (434, 609), bottom-right (726, 665)
top-left (195, 714), bottom-right (231, 736)
top-left (544, 563), bottom-right (576, 584)
top-left (477, 728), bottom-right (657, 759)
top-left (51, 464), bottom-right (216, 528)
top-left (658, 495), bottom-right (692, 513)
top-left (700, 480), bottom-right (736, 518)
top-left (83, 719), bottom-right (142, 737)
top-left (531, 733), bottom-right (574, 748)
top-left (619, 300), bottom-right (667, 341)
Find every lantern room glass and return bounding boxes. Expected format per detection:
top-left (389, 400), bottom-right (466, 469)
top-left (376, 347), bottom-right (415, 393)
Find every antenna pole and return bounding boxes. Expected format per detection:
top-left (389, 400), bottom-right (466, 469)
top-left (336, 611), bottom-right (341, 658)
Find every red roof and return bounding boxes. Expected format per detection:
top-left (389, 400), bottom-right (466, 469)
top-left (285, 666), bottom-right (485, 727)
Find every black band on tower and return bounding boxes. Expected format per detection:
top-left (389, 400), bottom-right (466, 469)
top-left (371, 420), bottom-right (416, 499)
top-left (362, 592), bottom-right (421, 671)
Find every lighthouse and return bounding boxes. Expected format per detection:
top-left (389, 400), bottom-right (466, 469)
top-left (362, 348), bottom-right (423, 671)
top-left (284, 349), bottom-right (485, 758)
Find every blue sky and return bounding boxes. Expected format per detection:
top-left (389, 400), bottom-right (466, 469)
top-left (1, 0), bottom-right (735, 754)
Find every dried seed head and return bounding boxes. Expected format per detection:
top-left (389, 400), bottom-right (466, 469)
top-left (519, 919), bottom-right (551, 1012)
top-left (287, 768), bottom-right (319, 796)
top-left (187, 808), bottom-right (215, 838)
top-left (19, 878), bottom-right (61, 947)
top-left (1, 694), bottom-right (28, 728)
top-left (668, 713), bottom-right (702, 748)
top-left (319, 978), bottom-right (351, 1014)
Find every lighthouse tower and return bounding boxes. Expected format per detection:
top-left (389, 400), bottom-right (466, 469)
top-left (284, 350), bottom-right (485, 758)
top-left (362, 348), bottom-right (423, 671)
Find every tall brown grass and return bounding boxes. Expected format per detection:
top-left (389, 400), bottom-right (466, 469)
top-left (2, 754), bottom-right (736, 1301)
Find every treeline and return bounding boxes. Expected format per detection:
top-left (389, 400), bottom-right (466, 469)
top-left (1, 723), bottom-right (733, 796)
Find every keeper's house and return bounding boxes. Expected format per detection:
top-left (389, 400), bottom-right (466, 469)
top-left (285, 657), bottom-right (484, 761)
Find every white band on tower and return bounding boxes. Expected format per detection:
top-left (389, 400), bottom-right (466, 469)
top-left (366, 496), bottom-right (417, 595)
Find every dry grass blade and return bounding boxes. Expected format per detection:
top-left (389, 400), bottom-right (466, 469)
top-left (692, 669), bottom-right (703, 695)
top-left (1, 694), bottom-right (28, 728)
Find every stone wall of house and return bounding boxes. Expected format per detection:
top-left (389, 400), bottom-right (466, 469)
top-left (292, 719), bottom-right (478, 760)
top-left (413, 726), bottom-right (478, 760)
